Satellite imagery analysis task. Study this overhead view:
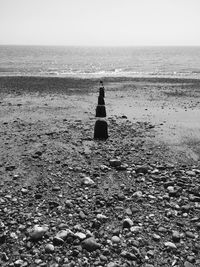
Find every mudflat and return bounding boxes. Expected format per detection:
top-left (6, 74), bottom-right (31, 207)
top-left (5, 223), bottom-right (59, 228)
top-left (0, 76), bottom-right (200, 266)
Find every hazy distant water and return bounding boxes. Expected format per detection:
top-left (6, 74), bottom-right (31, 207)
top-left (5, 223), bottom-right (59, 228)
top-left (0, 45), bottom-right (200, 79)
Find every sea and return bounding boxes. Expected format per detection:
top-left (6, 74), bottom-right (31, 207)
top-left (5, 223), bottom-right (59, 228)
top-left (0, 45), bottom-right (200, 79)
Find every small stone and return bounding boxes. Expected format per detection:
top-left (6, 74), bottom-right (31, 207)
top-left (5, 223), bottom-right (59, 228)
top-left (152, 233), bottom-right (161, 241)
top-left (79, 211), bottom-right (86, 219)
top-left (135, 166), bottom-right (149, 174)
top-left (132, 191), bottom-right (143, 198)
top-left (164, 241), bottom-right (177, 249)
top-left (130, 226), bottom-right (141, 233)
top-left (2, 252), bottom-right (9, 261)
top-left (65, 200), bottom-right (73, 208)
top-left (82, 177), bottom-right (95, 185)
top-left (184, 261), bottom-right (194, 267)
top-left (158, 226), bottom-right (167, 233)
top-left (186, 171), bottom-right (196, 176)
top-left (196, 222), bottom-right (200, 229)
top-left (52, 186), bottom-right (61, 191)
top-left (21, 188), bottom-right (28, 194)
top-left (172, 230), bottom-right (181, 242)
top-left (123, 218), bottom-right (133, 228)
top-left (107, 262), bottom-right (119, 267)
top-left (53, 236), bottom-right (64, 245)
top-left (111, 236), bottom-right (121, 243)
top-left (96, 214), bottom-right (108, 221)
top-left (109, 159), bottom-right (121, 167)
top-left (121, 250), bottom-right (136, 260)
top-left (56, 229), bottom-right (74, 240)
top-left (100, 255), bottom-right (107, 261)
top-left (74, 232), bottom-right (86, 240)
top-left (81, 237), bottom-right (101, 252)
top-left (125, 208), bottom-right (132, 216)
top-left (14, 259), bottom-right (24, 266)
top-left (29, 225), bottom-right (48, 241)
top-left (185, 231), bottom-right (196, 239)
top-left (5, 165), bottom-right (16, 171)
top-left (45, 244), bottom-right (55, 253)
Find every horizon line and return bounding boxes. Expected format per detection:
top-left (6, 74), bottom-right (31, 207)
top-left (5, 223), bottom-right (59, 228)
top-left (1, 44), bottom-right (200, 47)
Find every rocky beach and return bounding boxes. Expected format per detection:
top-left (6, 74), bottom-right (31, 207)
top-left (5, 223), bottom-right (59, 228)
top-left (0, 76), bottom-right (200, 267)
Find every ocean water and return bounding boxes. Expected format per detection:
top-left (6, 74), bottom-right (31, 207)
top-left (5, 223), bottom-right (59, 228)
top-left (0, 45), bottom-right (200, 79)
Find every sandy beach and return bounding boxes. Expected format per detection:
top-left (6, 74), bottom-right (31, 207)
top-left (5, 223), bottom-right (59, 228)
top-left (0, 76), bottom-right (200, 266)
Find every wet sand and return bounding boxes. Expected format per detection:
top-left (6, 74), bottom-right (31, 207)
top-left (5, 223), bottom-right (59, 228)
top-left (0, 76), bottom-right (200, 163)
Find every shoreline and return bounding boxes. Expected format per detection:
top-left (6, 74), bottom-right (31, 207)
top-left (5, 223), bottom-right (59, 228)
top-left (1, 75), bottom-right (200, 83)
top-left (0, 75), bottom-right (200, 95)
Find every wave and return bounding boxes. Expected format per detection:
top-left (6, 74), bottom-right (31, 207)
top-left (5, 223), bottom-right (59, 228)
top-left (1, 67), bottom-right (200, 80)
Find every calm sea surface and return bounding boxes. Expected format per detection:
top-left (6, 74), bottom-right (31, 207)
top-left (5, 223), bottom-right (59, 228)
top-left (0, 45), bottom-right (200, 79)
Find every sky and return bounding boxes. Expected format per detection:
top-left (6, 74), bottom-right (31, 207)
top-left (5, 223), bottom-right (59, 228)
top-left (0, 0), bottom-right (200, 46)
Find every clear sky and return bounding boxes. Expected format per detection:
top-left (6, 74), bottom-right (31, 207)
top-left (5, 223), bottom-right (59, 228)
top-left (0, 0), bottom-right (200, 46)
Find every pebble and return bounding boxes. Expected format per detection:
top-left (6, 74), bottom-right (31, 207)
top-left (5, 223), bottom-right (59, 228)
top-left (172, 230), bottom-right (181, 242)
top-left (45, 244), bottom-right (55, 253)
top-left (120, 250), bottom-right (137, 260)
top-left (152, 233), bottom-right (161, 241)
top-left (14, 259), bottom-right (24, 267)
top-left (56, 229), bottom-right (74, 240)
top-left (52, 186), bottom-right (61, 191)
top-left (186, 171), bottom-right (196, 176)
top-left (184, 262), bottom-right (194, 267)
top-left (53, 236), bottom-right (64, 245)
top-left (82, 176), bottom-right (95, 185)
top-left (185, 231), bottom-right (196, 239)
top-left (81, 237), bottom-right (101, 252)
top-left (74, 232), bottom-right (86, 240)
top-left (123, 218), bottom-right (133, 228)
top-left (79, 211), bottom-right (86, 219)
top-left (130, 226), bottom-right (141, 233)
top-left (111, 236), bottom-right (121, 243)
top-left (135, 166), bottom-right (149, 174)
top-left (107, 262), bottom-right (119, 267)
top-left (125, 208), bottom-right (132, 216)
top-left (109, 159), bottom-right (121, 167)
top-left (29, 225), bottom-right (48, 241)
top-left (164, 241), bottom-right (177, 249)
top-left (96, 214), bottom-right (108, 221)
